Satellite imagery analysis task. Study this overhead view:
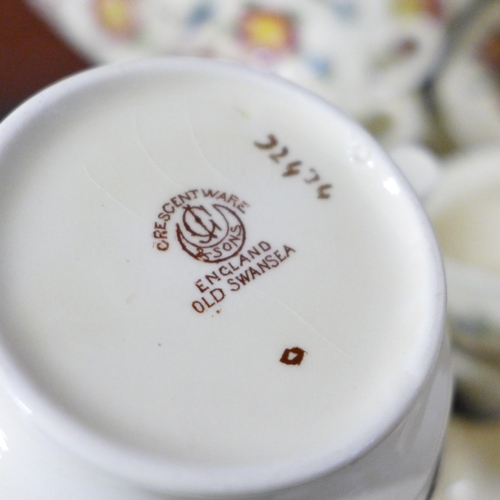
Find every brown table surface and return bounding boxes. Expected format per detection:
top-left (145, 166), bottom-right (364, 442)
top-left (0, 0), bottom-right (89, 118)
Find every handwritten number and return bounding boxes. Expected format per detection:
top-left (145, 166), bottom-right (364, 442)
top-left (270, 146), bottom-right (289, 163)
top-left (253, 134), bottom-right (332, 200)
top-left (317, 184), bottom-right (333, 199)
top-left (282, 161), bottom-right (302, 177)
top-left (254, 134), bottom-right (278, 150)
top-left (304, 168), bottom-right (320, 184)
top-left (254, 135), bottom-right (289, 162)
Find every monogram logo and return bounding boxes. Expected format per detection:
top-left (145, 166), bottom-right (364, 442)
top-left (176, 203), bottom-right (246, 263)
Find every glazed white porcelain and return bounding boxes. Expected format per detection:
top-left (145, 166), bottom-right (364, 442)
top-left (0, 58), bottom-right (450, 498)
top-left (426, 145), bottom-right (500, 416)
top-left (0, 343), bottom-right (452, 499)
top-left (426, 146), bottom-right (500, 365)
top-left (432, 416), bottom-right (500, 500)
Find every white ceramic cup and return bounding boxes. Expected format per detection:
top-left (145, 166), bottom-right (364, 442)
top-left (0, 58), bottom-right (450, 499)
top-left (426, 145), bottom-right (500, 416)
top-left (426, 145), bottom-right (500, 362)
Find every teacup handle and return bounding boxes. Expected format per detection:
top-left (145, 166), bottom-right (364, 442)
top-left (389, 143), bottom-right (442, 200)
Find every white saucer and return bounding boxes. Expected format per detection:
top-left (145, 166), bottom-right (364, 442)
top-left (433, 416), bottom-right (500, 500)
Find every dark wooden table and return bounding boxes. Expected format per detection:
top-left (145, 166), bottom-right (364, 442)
top-left (0, 0), bottom-right (89, 118)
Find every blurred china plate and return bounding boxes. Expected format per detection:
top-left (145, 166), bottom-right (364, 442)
top-left (451, 346), bottom-right (500, 418)
top-left (426, 145), bottom-right (500, 367)
top-left (27, 0), bottom-right (450, 146)
top-left (434, 1), bottom-right (500, 147)
top-left (433, 416), bottom-right (500, 500)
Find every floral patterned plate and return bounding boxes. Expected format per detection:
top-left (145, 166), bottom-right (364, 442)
top-left (27, 0), bottom-right (450, 145)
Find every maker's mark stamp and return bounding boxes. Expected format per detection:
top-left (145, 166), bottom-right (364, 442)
top-left (280, 347), bottom-right (307, 365)
top-left (176, 203), bottom-right (246, 263)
